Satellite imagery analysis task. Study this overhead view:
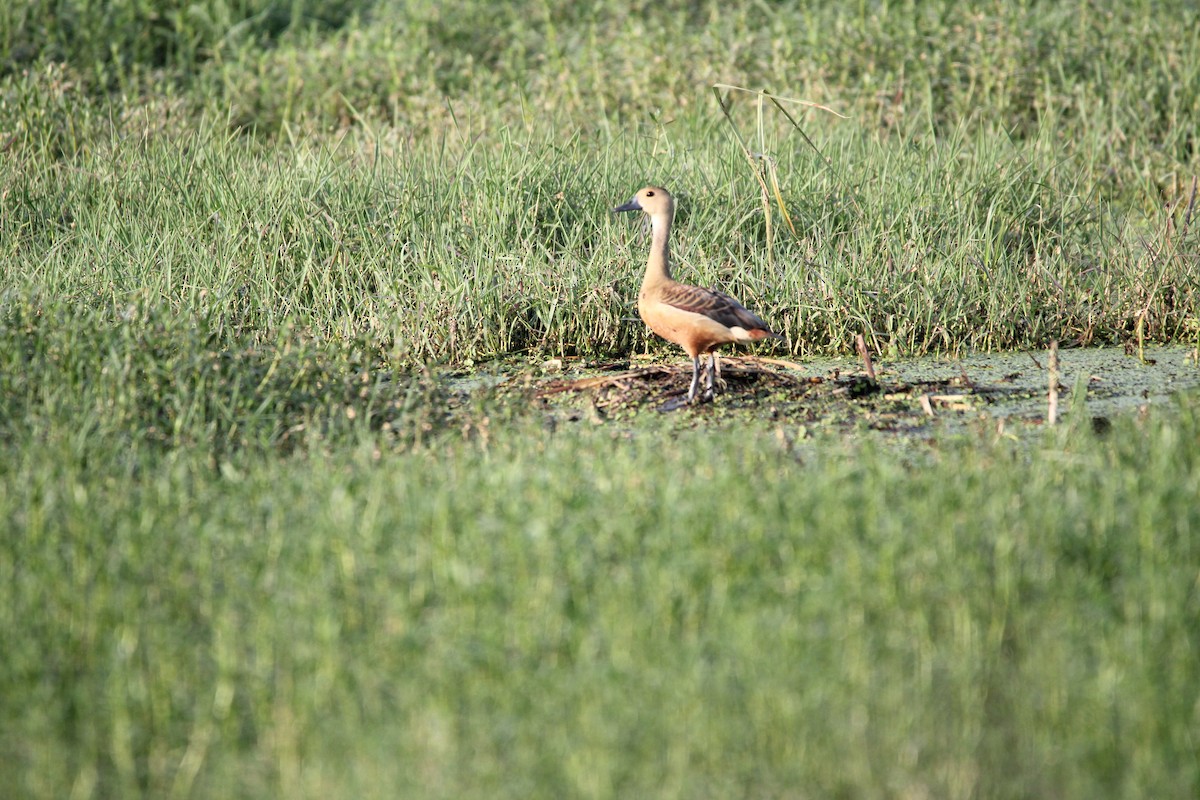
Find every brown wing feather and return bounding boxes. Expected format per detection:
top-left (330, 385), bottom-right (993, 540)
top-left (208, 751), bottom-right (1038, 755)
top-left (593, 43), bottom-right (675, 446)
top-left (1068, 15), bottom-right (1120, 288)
top-left (659, 283), bottom-right (776, 335)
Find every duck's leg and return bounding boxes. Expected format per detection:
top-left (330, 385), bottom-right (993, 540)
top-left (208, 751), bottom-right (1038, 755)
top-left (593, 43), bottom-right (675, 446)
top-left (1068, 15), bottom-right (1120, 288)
top-left (712, 352), bottom-right (726, 391)
top-left (702, 352), bottom-right (726, 401)
top-left (703, 353), bottom-right (717, 401)
top-left (686, 356), bottom-right (702, 403)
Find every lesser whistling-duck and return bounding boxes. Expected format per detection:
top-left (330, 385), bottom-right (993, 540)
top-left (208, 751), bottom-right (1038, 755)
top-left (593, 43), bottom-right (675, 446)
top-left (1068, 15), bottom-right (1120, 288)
top-left (614, 185), bottom-right (780, 403)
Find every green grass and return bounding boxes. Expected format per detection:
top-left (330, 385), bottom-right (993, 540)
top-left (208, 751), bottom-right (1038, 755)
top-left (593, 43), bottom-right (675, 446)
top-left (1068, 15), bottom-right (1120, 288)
top-left (3, 1), bottom-right (1199, 363)
top-left (1, 116), bottom-right (1196, 366)
top-left (3, 400), bottom-right (1200, 799)
top-left (2, 1), bottom-right (1200, 797)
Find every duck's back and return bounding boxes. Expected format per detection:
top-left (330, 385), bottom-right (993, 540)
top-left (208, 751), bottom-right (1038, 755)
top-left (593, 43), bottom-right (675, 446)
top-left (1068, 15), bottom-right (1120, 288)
top-left (639, 280), bottom-right (774, 357)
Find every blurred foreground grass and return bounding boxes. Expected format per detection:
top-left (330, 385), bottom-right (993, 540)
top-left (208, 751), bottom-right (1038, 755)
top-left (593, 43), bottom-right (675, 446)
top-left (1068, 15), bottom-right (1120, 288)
top-left (2, 388), bottom-right (1199, 799)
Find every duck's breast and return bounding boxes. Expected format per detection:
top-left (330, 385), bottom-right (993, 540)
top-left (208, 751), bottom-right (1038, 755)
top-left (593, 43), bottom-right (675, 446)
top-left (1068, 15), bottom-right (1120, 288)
top-left (638, 294), bottom-right (739, 357)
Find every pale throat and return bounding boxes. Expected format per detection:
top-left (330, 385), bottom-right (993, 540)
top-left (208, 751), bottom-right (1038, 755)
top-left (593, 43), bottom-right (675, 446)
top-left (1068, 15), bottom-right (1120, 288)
top-left (642, 211), bottom-right (674, 289)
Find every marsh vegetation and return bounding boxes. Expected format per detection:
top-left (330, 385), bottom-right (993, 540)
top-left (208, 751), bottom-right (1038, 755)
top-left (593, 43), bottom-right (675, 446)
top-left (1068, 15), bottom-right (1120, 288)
top-left (2, 1), bottom-right (1199, 797)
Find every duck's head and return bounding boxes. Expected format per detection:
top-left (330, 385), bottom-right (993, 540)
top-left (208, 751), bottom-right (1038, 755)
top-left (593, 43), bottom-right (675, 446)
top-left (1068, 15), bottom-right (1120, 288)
top-left (613, 186), bottom-right (674, 218)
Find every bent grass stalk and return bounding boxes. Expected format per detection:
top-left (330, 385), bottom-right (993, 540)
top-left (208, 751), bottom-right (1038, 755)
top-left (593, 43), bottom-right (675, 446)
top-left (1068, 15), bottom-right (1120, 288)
top-left (711, 83), bottom-right (848, 264)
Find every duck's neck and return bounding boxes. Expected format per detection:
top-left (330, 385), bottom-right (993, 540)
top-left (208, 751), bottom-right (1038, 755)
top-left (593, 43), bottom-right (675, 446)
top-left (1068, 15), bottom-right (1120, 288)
top-left (641, 209), bottom-right (673, 291)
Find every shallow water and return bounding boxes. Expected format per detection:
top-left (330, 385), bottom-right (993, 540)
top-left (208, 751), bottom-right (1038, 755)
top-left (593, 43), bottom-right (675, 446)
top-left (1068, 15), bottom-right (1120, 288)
top-left (521, 345), bottom-right (1200, 439)
top-left (866, 345), bottom-right (1200, 422)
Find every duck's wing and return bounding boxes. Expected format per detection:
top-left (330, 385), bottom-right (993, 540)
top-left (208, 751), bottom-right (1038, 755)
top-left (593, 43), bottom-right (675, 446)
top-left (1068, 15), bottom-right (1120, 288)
top-left (658, 283), bottom-right (778, 336)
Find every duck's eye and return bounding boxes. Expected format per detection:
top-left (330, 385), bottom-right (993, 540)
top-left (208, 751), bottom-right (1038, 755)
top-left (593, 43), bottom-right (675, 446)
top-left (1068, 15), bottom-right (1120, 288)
top-left (646, 190), bottom-right (655, 197)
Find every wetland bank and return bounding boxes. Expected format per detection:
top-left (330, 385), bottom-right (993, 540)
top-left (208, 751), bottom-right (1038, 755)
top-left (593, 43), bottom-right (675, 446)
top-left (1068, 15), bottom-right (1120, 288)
top-left (4, 0), bottom-right (1200, 798)
top-left (532, 345), bottom-right (1200, 438)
